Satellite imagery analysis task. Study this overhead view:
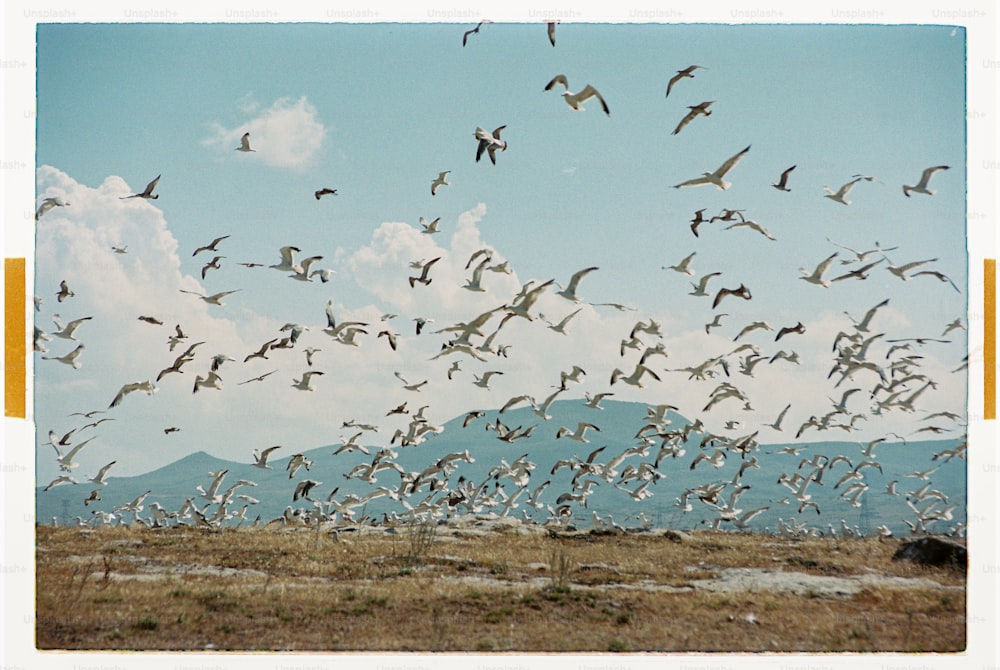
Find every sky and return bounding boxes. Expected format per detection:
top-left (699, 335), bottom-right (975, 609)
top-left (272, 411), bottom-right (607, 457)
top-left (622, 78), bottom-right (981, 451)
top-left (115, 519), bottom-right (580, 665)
top-left (28, 21), bottom-right (973, 487)
top-left (4, 3), bottom-right (999, 668)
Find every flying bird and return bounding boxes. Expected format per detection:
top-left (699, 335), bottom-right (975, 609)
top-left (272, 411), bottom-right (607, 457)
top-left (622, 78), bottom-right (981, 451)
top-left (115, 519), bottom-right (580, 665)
top-left (238, 369), bottom-right (278, 385)
top-left (315, 187), bottom-right (338, 199)
top-left (269, 245), bottom-right (303, 273)
top-left (56, 280), bottom-right (75, 302)
top-left (903, 165), bottom-right (949, 197)
top-left (556, 266), bottom-right (599, 302)
top-left (823, 177), bottom-right (862, 205)
top-left (35, 197), bottom-right (69, 220)
top-left (546, 20), bottom-right (557, 46)
top-left (671, 101), bottom-right (714, 135)
top-left (475, 125), bottom-right (508, 164)
top-left (291, 371), bottom-right (324, 391)
top-left (42, 344), bottom-right (85, 369)
top-left (192, 235), bottom-right (230, 256)
top-left (690, 271), bottom-right (722, 297)
top-left (409, 257), bottom-right (442, 287)
top-left (665, 65), bottom-right (705, 98)
top-left (674, 145), bottom-right (751, 190)
top-left (544, 75), bottom-right (610, 115)
top-left (799, 252), bottom-right (839, 287)
top-left (462, 20), bottom-right (489, 46)
top-left (138, 315), bottom-right (163, 325)
top-left (108, 380), bottom-right (157, 408)
top-left (664, 252), bottom-right (696, 275)
top-left (689, 208), bottom-right (709, 237)
top-left (193, 371), bottom-right (223, 393)
top-left (712, 283), bottom-right (751, 309)
top-left (775, 322), bottom-right (806, 341)
top-left (431, 171), bottom-right (451, 195)
top-left (201, 255), bottom-right (225, 279)
top-left (772, 165), bottom-right (796, 191)
top-left (253, 445), bottom-right (282, 470)
top-left (724, 219), bottom-right (776, 241)
top-left (179, 289), bottom-right (242, 306)
top-left (236, 132), bottom-right (255, 152)
top-left (120, 174), bottom-right (161, 200)
top-left (50, 315), bottom-right (92, 341)
top-left (419, 217), bottom-right (441, 234)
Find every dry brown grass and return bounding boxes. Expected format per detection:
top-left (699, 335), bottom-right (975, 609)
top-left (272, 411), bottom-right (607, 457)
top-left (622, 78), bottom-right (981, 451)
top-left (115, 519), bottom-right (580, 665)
top-left (35, 524), bottom-right (966, 652)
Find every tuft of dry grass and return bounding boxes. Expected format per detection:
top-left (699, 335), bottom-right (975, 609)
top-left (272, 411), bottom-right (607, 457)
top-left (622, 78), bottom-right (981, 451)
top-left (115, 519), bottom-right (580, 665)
top-left (35, 525), bottom-right (965, 652)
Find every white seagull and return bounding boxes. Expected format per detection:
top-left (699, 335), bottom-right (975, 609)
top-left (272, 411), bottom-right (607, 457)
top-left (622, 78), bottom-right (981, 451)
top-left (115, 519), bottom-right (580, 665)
top-left (193, 235), bottom-right (231, 256)
top-left (192, 371), bottom-right (223, 393)
top-left (50, 315), bottom-right (92, 341)
top-left (556, 266), bottom-right (599, 302)
top-left (87, 460), bottom-right (117, 486)
top-left (269, 245), bottom-right (302, 272)
top-left (253, 445), bottom-right (282, 469)
top-left (120, 174), bottom-right (161, 200)
top-left (179, 289), bottom-right (242, 306)
top-left (236, 132), bottom-right (255, 152)
top-left (42, 344), bottom-right (85, 369)
top-left (903, 165), bottom-right (949, 197)
top-left (664, 252), bottom-right (696, 275)
top-left (35, 197), bottom-right (70, 220)
top-left (475, 125), bottom-right (508, 164)
top-left (419, 217), bottom-right (441, 234)
top-left (291, 371), bottom-right (324, 391)
top-left (556, 421), bottom-right (601, 443)
top-left (544, 75), bottom-right (610, 115)
top-left (431, 171), bottom-right (451, 195)
top-left (772, 165), bottom-right (796, 191)
top-left (823, 177), bottom-right (862, 205)
top-left (108, 380), bottom-right (157, 408)
top-left (674, 145), bottom-right (750, 190)
top-left (799, 252), bottom-right (839, 287)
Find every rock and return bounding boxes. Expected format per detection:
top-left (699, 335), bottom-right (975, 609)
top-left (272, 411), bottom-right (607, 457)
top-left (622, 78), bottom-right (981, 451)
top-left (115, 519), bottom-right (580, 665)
top-left (892, 536), bottom-right (967, 572)
top-left (660, 529), bottom-right (691, 543)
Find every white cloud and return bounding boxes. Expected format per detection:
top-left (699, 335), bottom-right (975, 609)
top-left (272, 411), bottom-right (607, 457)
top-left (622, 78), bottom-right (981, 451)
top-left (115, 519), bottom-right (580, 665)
top-left (202, 96), bottom-right (327, 171)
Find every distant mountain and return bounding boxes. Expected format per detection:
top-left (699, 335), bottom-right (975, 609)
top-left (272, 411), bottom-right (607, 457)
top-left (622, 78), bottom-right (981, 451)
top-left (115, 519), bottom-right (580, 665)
top-left (36, 399), bottom-right (966, 535)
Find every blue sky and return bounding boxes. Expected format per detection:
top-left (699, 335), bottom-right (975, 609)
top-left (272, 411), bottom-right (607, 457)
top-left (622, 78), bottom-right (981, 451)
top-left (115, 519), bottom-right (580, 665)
top-left (28, 21), bottom-right (973, 488)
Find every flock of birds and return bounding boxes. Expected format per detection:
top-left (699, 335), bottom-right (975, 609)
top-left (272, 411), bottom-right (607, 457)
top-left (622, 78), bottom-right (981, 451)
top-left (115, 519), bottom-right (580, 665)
top-left (35, 22), bottom-right (966, 538)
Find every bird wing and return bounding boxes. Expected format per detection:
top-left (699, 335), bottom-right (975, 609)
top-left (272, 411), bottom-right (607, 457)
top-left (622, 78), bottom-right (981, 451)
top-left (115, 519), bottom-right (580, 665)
top-left (141, 175), bottom-right (161, 196)
top-left (713, 145), bottom-right (751, 178)
top-left (544, 74), bottom-right (569, 91)
top-left (918, 165), bottom-right (949, 188)
top-left (775, 165), bottom-right (796, 188)
top-left (672, 108), bottom-right (698, 135)
top-left (674, 175), bottom-right (713, 189)
top-left (576, 85), bottom-right (610, 114)
top-left (566, 266), bottom-right (598, 293)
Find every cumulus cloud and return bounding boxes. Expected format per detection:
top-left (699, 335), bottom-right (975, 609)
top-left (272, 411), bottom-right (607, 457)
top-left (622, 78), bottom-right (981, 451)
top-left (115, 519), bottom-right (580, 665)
top-left (202, 96), bottom-right (327, 171)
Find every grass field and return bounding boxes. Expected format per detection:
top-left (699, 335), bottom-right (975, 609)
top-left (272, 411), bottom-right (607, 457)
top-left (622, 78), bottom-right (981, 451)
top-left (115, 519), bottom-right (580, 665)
top-left (35, 522), bottom-right (966, 652)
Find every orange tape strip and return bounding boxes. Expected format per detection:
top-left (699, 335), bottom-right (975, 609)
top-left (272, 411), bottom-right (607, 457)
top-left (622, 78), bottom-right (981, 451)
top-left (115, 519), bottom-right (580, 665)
top-left (986, 258), bottom-right (996, 421)
top-left (5, 258), bottom-right (27, 418)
